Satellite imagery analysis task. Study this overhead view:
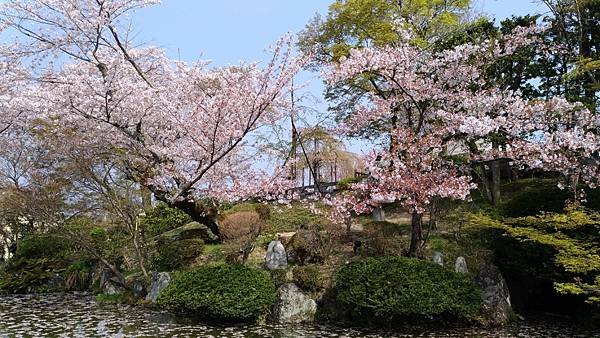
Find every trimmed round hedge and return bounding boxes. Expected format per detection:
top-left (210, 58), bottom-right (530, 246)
top-left (335, 256), bottom-right (481, 325)
top-left (156, 264), bottom-right (276, 322)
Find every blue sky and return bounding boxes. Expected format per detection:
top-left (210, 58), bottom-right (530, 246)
top-left (134, 1), bottom-right (549, 65)
top-left (132, 0), bottom-right (550, 154)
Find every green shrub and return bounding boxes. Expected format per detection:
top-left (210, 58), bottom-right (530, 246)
top-left (221, 202), bottom-right (260, 216)
top-left (156, 264), bottom-right (277, 322)
top-left (95, 292), bottom-right (137, 304)
top-left (334, 257), bottom-right (481, 325)
top-left (141, 203), bottom-right (192, 237)
top-left (293, 265), bottom-right (324, 292)
top-left (15, 234), bottom-right (70, 260)
top-left (266, 204), bottom-right (327, 233)
top-left (152, 238), bottom-right (204, 271)
top-left (286, 229), bottom-right (331, 265)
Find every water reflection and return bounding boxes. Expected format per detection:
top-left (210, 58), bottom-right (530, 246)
top-left (0, 293), bottom-right (596, 337)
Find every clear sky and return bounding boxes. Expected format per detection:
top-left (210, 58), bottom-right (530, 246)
top-left (132, 0), bottom-right (551, 154)
top-left (133, 0), bottom-right (549, 65)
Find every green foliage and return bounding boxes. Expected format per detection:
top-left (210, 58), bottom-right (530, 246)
top-left (141, 203), bottom-right (192, 237)
top-left (156, 264), bottom-right (277, 322)
top-left (498, 179), bottom-right (571, 217)
top-left (151, 238), bottom-right (204, 271)
top-left (470, 209), bottom-right (600, 305)
top-left (15, 234), bottom-right (70, 260)
top-left (475, 178), bottom-right (600, 217)
top-left (334, 257), bottom-right (481, 325)
top-left (286, 229), bottom-right (331, 265)
top-left (95, 292), bottom-right (137, 304)
top-left (0, 258), bottom-right (67, 294)
top-left (266, 204), bottom-right (327, 234)
top-left (299, 0), bottom-right (471, 63)
top-left (293, 265), bottom-right (324, 292)
top-left (255, 233), bottom-right (278, 249)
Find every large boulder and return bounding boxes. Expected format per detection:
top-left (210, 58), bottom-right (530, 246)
top-left (475, 264), bottom-right (513, 326)
top-left (265, 241), bottom-right (288, 270)
top-left (158, 221), bottom-right (218, 243)
top-left (272, 283), bottom-right (317, 324)
top-left (286, 230), bottom-right (330, 265)
top-left (99, 268), bottom-right (125, 295)
top-left (146, 272), bottom-right (171, 303)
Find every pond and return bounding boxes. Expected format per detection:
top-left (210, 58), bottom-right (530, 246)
top-left (0, 293), bottom-right (596, 337)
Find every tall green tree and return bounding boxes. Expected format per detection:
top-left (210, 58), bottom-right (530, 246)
top-left (544, 0), bottom-right (600, 112)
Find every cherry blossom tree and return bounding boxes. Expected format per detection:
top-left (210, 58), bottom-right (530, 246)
top-left (0, 0), bottom-right (304, 238)
top-left (324, 26), bottom-right (599, 257)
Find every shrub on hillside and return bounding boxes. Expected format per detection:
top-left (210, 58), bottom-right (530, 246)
top-left (140, 203), bottom-right (192, 237)
top-left (156, 264), bottom-right (276, 322)
top-left (15, 234), bottom-right (70, 260)
top-left (220, 211), bottom-right (262, 241)
top-left (286, 229), bottom-right (331, 265)
top-left (334, 256), bottom-right (481, 325)
top-left (151, 238), bottom-right (203, 271)
top-left (293, 265), bottom-right (324, 292)
top-left (266, 204), bottom-right (327, 233)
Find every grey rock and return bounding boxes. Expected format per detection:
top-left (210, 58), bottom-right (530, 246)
top-left (272, 283), bottom-right (317, 324)
top-left (146, 272), bottom-right (171, 303)
top-left (475, 264), bottom-right (513, 326)
top-left (103, 279), bottom-right (125, 295)
top-left (433, 251), bottom-right (444, 266)
top-left (455, 256), bottom-right (469, 274)
top-left (372, 206), bottom-right (385, 222)
top-left (265, 241), bottom-right (288, 270)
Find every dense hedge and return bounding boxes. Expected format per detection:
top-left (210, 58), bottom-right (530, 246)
top-left (334, 257), bottom-right (481, 325)
top-left (156, 264), bottom-right (276, 322)
top-left (151, 238), bottom-right (204, 271)
top-left (140, 203), bottom-right (192, 237)
top-left (15, 234), bottom-right (70, 260)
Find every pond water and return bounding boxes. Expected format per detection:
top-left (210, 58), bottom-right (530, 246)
top-left (0, 293), bottom-right (596, 337)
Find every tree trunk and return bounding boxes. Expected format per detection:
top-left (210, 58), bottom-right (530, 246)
top-left (490, 160), bottom-right (502, 206)
top-left (480, 164), bottom-right (493, 204)
top-left (171, 198), bottom-right (221, 241)
top-left (408, 212), bottom-right (423, 258)
top-left (132, 219), bottom-right (148, 278)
